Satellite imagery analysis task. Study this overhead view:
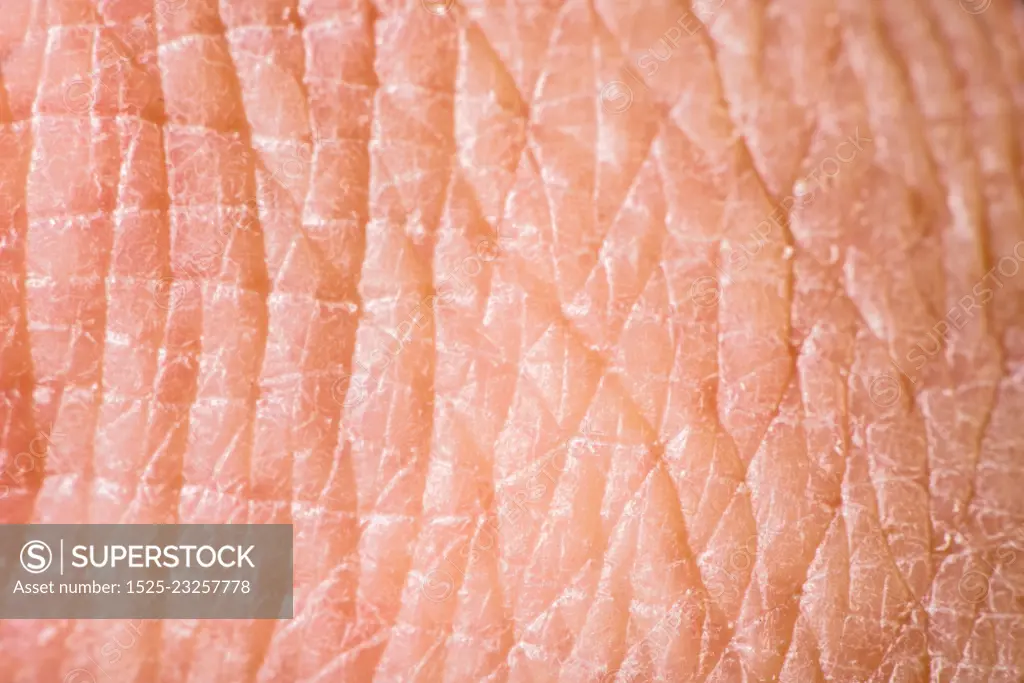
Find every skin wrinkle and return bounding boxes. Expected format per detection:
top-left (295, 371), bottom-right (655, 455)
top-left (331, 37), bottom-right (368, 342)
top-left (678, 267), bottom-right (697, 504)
top-left (2, 0), bottom-right (1024, 679)
top-left (979, 33), bottom-right (1024, 670)
top-left (24, 7), bottom-right (101, 679)
top-left (695, 25), bottom-right (792, 540)
top-left (689, 1), bottom-right (817, 679)
top-left (844, 0), bottom-right (938, 659)
top-left (819, 1), bottom-right (954, 671)
top-left (929, 5), bottom-right (1006, 619)
top-left (737, 0), bottom-right (983, 679)
top-left (0, 2), bottom-right (130, 679)
top-left (784, 347), bottom-right (844, 679)
top-left (931, 0), bottom-right (1024, 576)
top-left (910, 7), bottom-right (1002, 653)
top-left (335, 5), bottom-right (525, 419)
top-left (907, 4), bottom-right (1023, 679)
top-left (163, 1), bottom-right (272, 681)
top-left (224, 0), bottom-right (310, 680)
top-left (684, 18), bottom-right (766, 591)
top-left (605, 24), bottom-right (758, 671)
top-left (485, 263), bottom-right (686, 678)
top-left (473, 3), bottom-right (709, 666)
top-left (258, 0), bottom-right (375, 677)
top-left (594, 0), bottom-right (802, 678)
top-left (761, 367), bottom-right (810, 674)
top-left (0, 62), bottom-right (40, 526)
top-left (334, 3), bottom-right (455, 681)
top-left (0, 0), bottom-right (774, 667)
top-left (58, 2), bottom-right (177, 678)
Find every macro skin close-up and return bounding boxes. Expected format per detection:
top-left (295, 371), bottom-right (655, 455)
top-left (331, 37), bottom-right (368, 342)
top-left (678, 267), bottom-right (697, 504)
top-left (1, 0), bottom-right (1024, 680)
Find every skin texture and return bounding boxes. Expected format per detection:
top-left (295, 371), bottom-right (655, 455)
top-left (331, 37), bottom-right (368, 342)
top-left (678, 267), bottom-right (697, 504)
top-left (1, 0), bottom-right (1024, 681)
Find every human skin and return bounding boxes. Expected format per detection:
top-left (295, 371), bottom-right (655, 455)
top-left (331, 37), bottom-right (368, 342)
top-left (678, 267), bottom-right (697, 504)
top-left (1, 0), bottom-right (1023, 681)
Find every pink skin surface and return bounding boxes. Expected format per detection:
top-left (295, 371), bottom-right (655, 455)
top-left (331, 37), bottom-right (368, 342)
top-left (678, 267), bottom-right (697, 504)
top-left (1, 0), bottom-right (1024, 681)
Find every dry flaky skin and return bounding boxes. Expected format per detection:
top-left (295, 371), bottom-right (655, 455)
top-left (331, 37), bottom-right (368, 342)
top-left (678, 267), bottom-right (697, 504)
top-left (0, 0), bottom-right (1023, 680)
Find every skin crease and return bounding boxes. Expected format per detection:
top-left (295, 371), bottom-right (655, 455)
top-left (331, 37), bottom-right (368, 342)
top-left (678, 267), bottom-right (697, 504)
top-left (0, 0), bottom-right (1024, 681)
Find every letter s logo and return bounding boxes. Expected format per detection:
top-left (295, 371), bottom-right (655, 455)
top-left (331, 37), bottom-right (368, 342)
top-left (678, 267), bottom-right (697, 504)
top-left (21, 540), bottom-right (52, 574)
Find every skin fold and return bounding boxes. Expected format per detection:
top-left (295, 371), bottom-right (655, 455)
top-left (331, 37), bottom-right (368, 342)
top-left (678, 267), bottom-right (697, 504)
top-left (0, 0), bottom-right (1023, 681)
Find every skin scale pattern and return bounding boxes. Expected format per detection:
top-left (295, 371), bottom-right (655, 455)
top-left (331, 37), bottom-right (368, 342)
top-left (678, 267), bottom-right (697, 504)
top-left (0, 0), bottom-right (1022, 681)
